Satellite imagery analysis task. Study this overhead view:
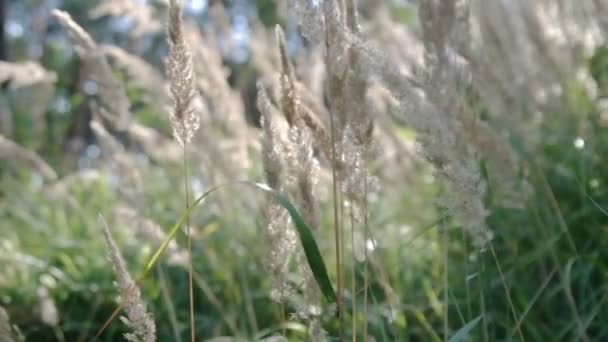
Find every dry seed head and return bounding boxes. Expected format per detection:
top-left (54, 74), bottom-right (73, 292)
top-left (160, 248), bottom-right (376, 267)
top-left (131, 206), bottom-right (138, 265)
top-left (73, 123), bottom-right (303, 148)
top-left (291, 0), bottom-right (325, 42)
top-left (274, 25), bottom-right (332, 161)
top-left (52, 10), bottom-right (95, 50)
top-left (53, 10), bottom-right (131, 131)
top-left (185, 24), bottom-right (251, 177)
top-left (126, 123), bottom-right (182, 164)
top-left (257, 82), bottom-right (285, 190)
top-left (0, 134), bottom-right (58, 182)
top-left (0, 61), bottom-right (57, 89)
top-left (100, 216), bottom-right (156, 342)
top-left (263, 203), bottom-right (297, 303)
top-left (101, 45), bottom-right (169, 108)
top-left (90, 118), bottom-right (144, 203)
top-left (166, 0), bottom-right (200, 146)
top-left (287, 125), bottom-right (323, 320)
top-left (417, 0), bottom-right (491, 246)
top-left (276, 25), bottom-right (299, 126)
top-left (89, 0), bottom-right (162, 38)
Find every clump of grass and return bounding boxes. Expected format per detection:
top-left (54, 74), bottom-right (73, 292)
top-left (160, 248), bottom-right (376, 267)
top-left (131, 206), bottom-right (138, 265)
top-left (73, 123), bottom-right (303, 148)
top-left (4, 0), bottom-right (608, 341)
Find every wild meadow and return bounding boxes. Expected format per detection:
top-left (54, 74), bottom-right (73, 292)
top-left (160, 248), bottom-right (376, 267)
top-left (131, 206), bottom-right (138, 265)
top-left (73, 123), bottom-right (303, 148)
top-left (1, 0), bottom-right (608, 341)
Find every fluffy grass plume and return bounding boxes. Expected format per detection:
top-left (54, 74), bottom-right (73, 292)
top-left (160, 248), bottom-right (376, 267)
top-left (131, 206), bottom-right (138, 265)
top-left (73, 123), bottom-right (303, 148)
top-left (165, 0), bottom-right (200, 147)
top-left (100, 216), bottom-right (156, 342)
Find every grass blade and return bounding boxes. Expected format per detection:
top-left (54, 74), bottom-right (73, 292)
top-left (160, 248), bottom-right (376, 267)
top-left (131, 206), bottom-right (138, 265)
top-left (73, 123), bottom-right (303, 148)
top-left (448, 315), bottom-right (482, 342)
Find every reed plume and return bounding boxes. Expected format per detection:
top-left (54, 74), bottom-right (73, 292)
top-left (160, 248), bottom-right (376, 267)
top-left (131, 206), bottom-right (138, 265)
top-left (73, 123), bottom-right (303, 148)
top-left (257, 25), bottom-right (329, 336)
top-left (165, 0), bottom-right (200, 147)
top-left (0, 61), bottom-right (57, 89)
top-left (100, 45), bottom-right (169, 108)
top-left (90, 119), bottom-right (144, 204)
top-left (257, 82), bottom-right (297, 303)
top-left (89, 0), bottom-right (161, 38)
top-left (100, 216), bottom-right (156, 342)
top-left (52, 9), bottom-right (131, 131)
top-left (165, 2), bottom-right (199, 341)
top-left (0, 134), bottom-right (57, 182)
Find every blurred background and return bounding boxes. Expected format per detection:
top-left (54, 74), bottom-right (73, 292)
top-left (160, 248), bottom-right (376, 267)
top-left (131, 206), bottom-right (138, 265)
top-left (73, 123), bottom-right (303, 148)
top-left (1, 0), bottom-right (608, 341)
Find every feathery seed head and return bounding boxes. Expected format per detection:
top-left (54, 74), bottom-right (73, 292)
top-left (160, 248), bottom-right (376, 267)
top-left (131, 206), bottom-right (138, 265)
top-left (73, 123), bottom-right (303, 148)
top-left (0, 134), bottom-right (58, 182)
top-left (257, 83), bottom-right (285, 190)
top-left (52, 10), bottom-right (96, 51)
top-left (263, 204), bottom-right (297, 303)
top-left (53, 10), bottom-right (131, 131)
top-left (100, 216), bottom-right (156, 342)
top-left (166, 0), bottom-right (200, 146)
top-left (276, 25), bottom-right (299, 127)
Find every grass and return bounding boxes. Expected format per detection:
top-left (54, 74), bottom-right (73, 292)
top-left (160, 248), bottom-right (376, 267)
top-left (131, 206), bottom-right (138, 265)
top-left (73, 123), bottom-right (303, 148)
top-left (2, 0), bottom-right (608, 341)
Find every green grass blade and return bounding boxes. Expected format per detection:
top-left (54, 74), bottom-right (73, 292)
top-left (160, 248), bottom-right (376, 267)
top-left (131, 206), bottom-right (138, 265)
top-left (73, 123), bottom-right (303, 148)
top-left (448, 315), bottom-right (482, 342)
top-left (142, 183), bottom-right (223, 275)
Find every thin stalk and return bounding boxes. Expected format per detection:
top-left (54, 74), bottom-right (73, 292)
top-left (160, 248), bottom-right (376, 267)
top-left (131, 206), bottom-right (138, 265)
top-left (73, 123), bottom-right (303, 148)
top-left (279, 260), bottom-right (286, 336)
top-left (340, 191), bottom-right (346, 310)
top-left (489, 243), bottom-right (524, 342)
top-left (340, 191), bottom-right (346, 286)
top-left (528, 201), bottom-right (589, 342)
top-left (158, 264), bottom-right (182, 342)
top-left (442, 221), bottom-right (448, 342)
top-left (535, 165), bottom-right (578, 255)
top-left (509, 267), bottom-right (557, 339)
top-left (480, 253), bottom-right (488, 342)
top-left (280, 301), bottom-right (286, 337)
top-left (328, 108), bottom-right (344, 339)
top-left (462, 229), bottom-right (472, 322)
top-left (183, 145), bottom-right (195, 342)
top-left (192, 270), bottom-right (239, 336)
top-left (350, 204), bottom-right (357, 342)
top-left (239, 263), bottom-right (259, 335)
top-left (362, 177), bottom-right (369, 342)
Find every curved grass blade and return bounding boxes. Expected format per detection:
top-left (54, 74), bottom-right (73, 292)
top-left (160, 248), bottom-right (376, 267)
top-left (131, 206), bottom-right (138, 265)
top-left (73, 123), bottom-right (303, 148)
top-left (254, 321), bottom-right (307, 340)
top-left (96, 181), bottom-right (336, 338)
top-left (448, 315), bottom-right (482, 342)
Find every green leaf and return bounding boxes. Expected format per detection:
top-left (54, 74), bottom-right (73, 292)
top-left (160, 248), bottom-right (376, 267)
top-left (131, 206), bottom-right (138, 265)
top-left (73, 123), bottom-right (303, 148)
top-left (448, 315), bottom-right (483, 342)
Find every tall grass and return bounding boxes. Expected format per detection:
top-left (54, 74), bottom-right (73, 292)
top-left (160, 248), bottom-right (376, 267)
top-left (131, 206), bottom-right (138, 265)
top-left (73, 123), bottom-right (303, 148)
top-left (1, 0), bottom-right (608, 341)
